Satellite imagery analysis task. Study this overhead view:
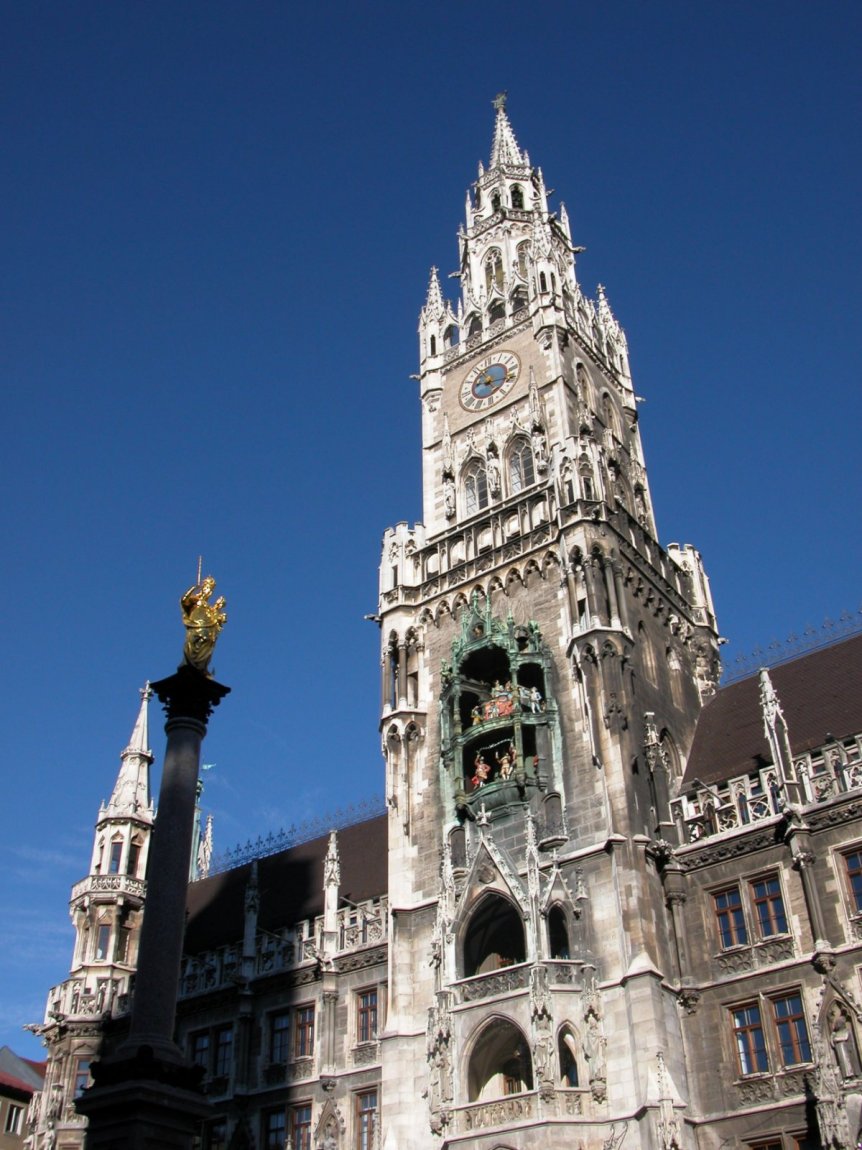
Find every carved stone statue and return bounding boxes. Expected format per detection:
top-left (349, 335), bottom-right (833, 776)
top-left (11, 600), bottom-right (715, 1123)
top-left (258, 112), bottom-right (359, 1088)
top-left (181, 576), bottom-right (227, 674)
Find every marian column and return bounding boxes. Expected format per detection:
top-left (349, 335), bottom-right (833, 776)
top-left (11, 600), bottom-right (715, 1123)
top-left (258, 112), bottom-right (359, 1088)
top-left (77, 577), bottom-right (230, 1150)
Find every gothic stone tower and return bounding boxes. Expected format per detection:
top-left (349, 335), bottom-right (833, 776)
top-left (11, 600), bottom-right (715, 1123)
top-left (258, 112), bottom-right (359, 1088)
top-left (28, 688), bottom-right (154, 1149)
top-left (377, 99), bottom-right (720, 1150)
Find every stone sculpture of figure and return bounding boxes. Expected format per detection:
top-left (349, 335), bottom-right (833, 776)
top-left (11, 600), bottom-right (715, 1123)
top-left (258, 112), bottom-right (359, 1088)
top-left (487, 454), bottom-right (501, 495)
top-left (830, 1003), bottom-right (862, 1079)
top-left (444, 476), bottom-right (455, 518)
top-left (530, 686), bottom-right (543, 713)
top-left (181, 576), bottom-right (227, 674)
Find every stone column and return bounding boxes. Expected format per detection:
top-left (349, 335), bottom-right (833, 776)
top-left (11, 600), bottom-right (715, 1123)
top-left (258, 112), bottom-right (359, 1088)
top-left (78, 665), bottom-right (229, 1150)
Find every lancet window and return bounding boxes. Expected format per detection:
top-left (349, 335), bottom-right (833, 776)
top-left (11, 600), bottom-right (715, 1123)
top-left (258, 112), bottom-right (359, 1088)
top-left (463, 462), bottom-right (489, 516)
top-left (510, 184), bottom-right (524, 209)
top-left (508, 438), bottom-right (535, 494)
top-left (484, 248), bottom-right (504, 294)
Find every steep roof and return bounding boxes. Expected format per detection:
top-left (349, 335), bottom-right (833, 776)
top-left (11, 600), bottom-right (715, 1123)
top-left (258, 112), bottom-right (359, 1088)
top-left (184, 814), bottom-right (388, 954)
top-left (0, 1047), bottom-right (45, 1091)
top-left (684, 633), bottom-right (862, 788)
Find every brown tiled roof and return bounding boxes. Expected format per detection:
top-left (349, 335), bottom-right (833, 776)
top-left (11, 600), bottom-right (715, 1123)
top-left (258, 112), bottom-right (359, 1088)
top-left (0, 1069), bottom-right (38, 1098)
top-left (683, 633), bottom-right (862, 788)
top-left (184, 814), bottom-right (388, 955)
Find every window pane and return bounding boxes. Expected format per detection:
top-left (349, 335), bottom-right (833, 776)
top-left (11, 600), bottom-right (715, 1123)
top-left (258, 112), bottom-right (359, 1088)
top-left (751, 876), bottom-right (788, 937)
top-left (846, 851), bottom-right (862, 912)
top-left (295, 1006), bottom-right (315, 1058)
top-left (290, 1104), bottom-right (312, 1150)
top-left (358, 990), bottom-right (378, 1043)
top-left (773, 994), bottom-right (811, 1065)
top-left (214, 1026), bottom-right (233, 1076)
top-left (732, 1003), bottom-right (768, 1074)
top-left (356, 1090), bottom-right (378, 1150)
top-left (264, 1110), bottom-right (286, 1150)
top-left (270, 1012), bottom-right (290, 1063)
top-left (714, 887), bottom-right (748, 948)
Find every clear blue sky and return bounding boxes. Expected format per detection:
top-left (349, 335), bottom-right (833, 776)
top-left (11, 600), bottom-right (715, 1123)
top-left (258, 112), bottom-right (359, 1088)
top-left (2, 1), bottom-right (860, 1055)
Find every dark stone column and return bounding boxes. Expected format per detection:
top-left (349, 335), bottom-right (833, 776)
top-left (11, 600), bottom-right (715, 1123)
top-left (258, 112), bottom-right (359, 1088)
top-left (78, 665), bottom-right (229, 1150)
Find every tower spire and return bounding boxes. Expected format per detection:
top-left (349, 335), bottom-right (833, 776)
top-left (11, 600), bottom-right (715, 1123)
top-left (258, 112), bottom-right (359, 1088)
top-left (489, 92), bottom-right (524, 168)
top-left (106, 683), bottom-right (154, 817)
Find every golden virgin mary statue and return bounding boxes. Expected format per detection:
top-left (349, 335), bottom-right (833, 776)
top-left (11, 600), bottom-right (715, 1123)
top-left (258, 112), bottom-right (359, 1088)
top-left (180, 576), bottom-right (227, 675)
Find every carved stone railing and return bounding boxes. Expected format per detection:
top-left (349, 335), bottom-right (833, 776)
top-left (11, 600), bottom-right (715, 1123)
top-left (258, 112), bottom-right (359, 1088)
top-left (544, 960), bottom-right (586, 988)
top-left (455, 962), bottom-right (529, 1004)
top-left (46, 976), bottom-right (127, 1020)
top-left (179, 944), bottom-right (241, 998)
top-left (733, 1068), bottom-right (808, 1107)
top-left (352, 1043), bottom-right (380, 1067)
top-left (70, 873), bottom-right (146, 901)
top-left (675, 735), bottom-right (862, 846)
top-left (337, 898), bottom-right (388, 952)
top-left (458, 1090), bottom-right (537, 1133)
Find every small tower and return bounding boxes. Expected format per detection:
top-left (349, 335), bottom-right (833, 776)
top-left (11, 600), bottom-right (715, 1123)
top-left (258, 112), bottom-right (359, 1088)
top-left (29, 687), bottom-right (155, 1149)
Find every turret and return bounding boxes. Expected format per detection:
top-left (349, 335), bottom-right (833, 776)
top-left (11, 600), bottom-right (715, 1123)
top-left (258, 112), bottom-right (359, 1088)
top-left (30, 687), bottom-right (156, 1149)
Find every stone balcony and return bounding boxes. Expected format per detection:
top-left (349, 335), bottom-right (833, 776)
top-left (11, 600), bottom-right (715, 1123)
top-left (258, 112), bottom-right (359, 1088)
top-left (70, 873), bottom-right (146, 901)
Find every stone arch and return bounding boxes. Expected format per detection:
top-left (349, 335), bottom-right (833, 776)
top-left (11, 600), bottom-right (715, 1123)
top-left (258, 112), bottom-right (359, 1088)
top-left (524, 558), bottom-right (543, 586)
top-left (466, 1015), bottom-right (533, 1102)
top-left (487, 575), bottom-right (505, 599)
top-left (460, 890), bottom-right (526, 978)
top-left (547, 903), bottom-right (570, 960)
top-left (505, 567), bottom-right (525, 591)
top-left (557, 1023), bottom-right (581, 1087)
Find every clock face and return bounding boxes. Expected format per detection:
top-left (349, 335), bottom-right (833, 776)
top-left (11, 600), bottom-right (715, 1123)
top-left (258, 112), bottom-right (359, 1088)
top-left (459, 350), bottom-right (520, 412)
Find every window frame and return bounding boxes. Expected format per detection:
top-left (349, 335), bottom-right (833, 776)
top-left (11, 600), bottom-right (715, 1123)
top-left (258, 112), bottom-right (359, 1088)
top-left (750, 874), bottom-right (788, 938)
top-left (355, 1088), bottom-right (379, 1150)
top-left (5, 1103), bottom-right (24, 1135)
top-left (289, 1102), bottom-right (313, 1150)
top-left (262, 1107), bottom-right (286, 1150)
top-left (213, 1024), bottom-right (234, 1078)
top-left (357, 987), bottom-right (379, 1045)
top-left (269, 1010), bottom-right (291, 1064)
top-left (294, 1003), bottom-right (315, 1060)
top-left (729, 990), bottom-right (813, 1078)
top-left (713, 885), bottom-right (748, 950)
top-left (842, 847), bottom-right (862, 915)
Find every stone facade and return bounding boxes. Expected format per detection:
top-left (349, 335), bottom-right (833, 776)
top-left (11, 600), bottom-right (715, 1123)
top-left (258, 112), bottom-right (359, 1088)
top-left (26, 102), bottom-right (862, 1150)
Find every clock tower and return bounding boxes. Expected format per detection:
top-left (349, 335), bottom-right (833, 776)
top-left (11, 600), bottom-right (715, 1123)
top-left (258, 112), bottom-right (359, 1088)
top-left (378, 97), bottom-right (720, 1148)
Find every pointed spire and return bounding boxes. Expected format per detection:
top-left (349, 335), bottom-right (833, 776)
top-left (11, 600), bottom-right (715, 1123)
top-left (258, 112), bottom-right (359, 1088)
top-left (596, 284), bottom-right (615, 330)
top-left (423, 266), bottom-right (445, 321)
top-left (489, 92), bottom-right (524, 168)
top-left (107, 685), bottom-right (154, 817)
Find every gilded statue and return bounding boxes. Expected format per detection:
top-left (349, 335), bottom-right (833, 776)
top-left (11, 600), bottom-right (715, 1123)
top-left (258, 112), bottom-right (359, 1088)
top-left (181, 576), bottom-right (227, 675)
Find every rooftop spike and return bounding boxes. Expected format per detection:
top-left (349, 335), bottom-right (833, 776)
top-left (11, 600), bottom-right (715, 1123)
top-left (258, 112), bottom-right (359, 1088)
top-left (107, 684), bottom-right (154, 817)
top-left (489, 92), bottom-right (524, 169)
top-left (422, 266), bottom-right (446, 324)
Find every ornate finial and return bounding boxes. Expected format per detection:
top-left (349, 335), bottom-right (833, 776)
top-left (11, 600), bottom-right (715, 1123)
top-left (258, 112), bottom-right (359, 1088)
top-left (140, 681), bottom-right (153, 703)
top-left (492, 92), bottom-right (508, 112)
top-left (180, 575), bottom-right (227, 676)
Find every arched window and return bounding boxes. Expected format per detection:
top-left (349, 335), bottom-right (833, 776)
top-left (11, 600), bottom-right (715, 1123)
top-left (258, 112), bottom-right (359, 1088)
top-left (508, 439), bottom-right (535, 494)
top-left (516, 242), bottom-right (529, 279)
top-left (429, 335), bottom-right (436, 356)
top-left (462, 893), bottom-right (526, 977)
top-left (511, 184), bottom-right (524, 209)
top-left (511, 287), bottom-right (528, 315)
top-left (444, 324), bottom-right (459, 348)
top-left (464, 462), bottom-right (489, 516)
top-left (491, 191), bottom-right (502, 212)
top-left (488, 301), bottom-right (506, 324)
top-left (602, 393), bottom-right (622, 441)
top-left (127, 838), bottom-right (142, 877)
top-left (468, 1018), bottom-right (533, 1101)
top-left (467, 314), bottom-right (482, 338)
top-left (548, 906), bottom-right (570, 959)
top-left (539, 271), bottom-right (548, 293)
top-left (109, 838), bottom-right (123, 875)
top-left (558, 1027), bottom-right (580, 1087)
top-left (484, 249), bottom-right (504, 293)
top-left (474, 186), bottom-right (482, 209)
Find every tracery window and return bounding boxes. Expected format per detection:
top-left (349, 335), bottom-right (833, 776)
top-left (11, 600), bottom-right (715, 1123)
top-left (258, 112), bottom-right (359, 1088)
top-left (464, 462), bottom-right (489, 516)
top-left (516, 242), bottom-right (529, 279)
top-left (484, 248), bottom-right (504, 293)
top-left (508, 439), bottom-right (535, 494)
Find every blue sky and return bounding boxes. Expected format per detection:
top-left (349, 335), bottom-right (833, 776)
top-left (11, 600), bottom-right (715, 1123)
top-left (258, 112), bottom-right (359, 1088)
top-left (2, 1), bottom-right (860, 1055)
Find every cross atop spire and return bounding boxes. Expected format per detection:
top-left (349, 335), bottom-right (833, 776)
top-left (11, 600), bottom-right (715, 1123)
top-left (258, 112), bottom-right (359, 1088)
top-left (489, 95), bottom-right (525, 169)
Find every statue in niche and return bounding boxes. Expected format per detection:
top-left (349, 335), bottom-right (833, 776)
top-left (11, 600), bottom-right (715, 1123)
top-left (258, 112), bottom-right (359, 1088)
top-left (487, 452), bottom-right (501, 495)
top-left (532, 425), bottom-right (548, 470)
top-left (181, 575), bottom-right (227, 675)
top-left (829, 1002), bottom-right (862, 1079)
top-left (443, 475), bottom-right (455, 519)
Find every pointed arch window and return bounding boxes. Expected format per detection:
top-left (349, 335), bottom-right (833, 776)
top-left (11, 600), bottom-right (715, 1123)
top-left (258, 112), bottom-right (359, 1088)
top-left (508, 439), bottom-right (535, 494)
top-left (462, 893), bottom-right (526, 977)
top-left (484, 248), bottom-right (504, 294)
top-left (488, 301), bottom-right (506, 324)
top-left (127, 838), bottom-right (142, 877)
top-left (548, 905), bottom-right (570, 959)
top-left (511, 184), bottom-right (524, 209)
top-left (558, 1028), bottom-right (579, 1087)
top-left (516, 242), bottom-right (529, 280)
top-left (109, 839), bottom-right (123, 875)
top-left (464, 461), bottom-right (489, 516)
top-left (511, 287), bottom-right (528, 315)
top-left (467, 1018), bottom-right (533, 1101)
top-left (491, 191), bottom-right (502, 212)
